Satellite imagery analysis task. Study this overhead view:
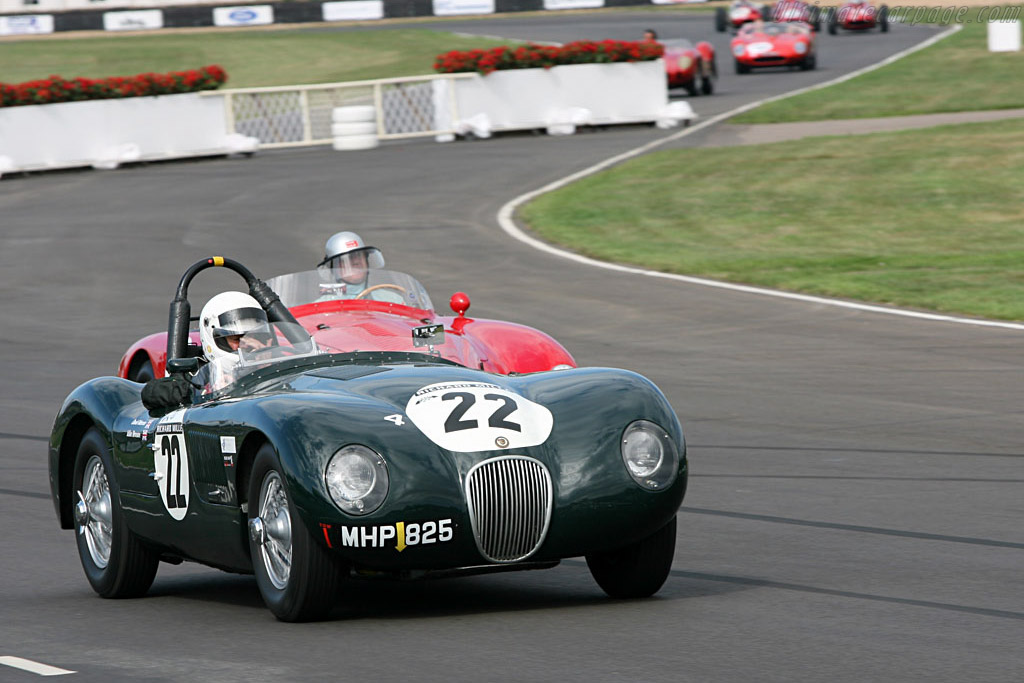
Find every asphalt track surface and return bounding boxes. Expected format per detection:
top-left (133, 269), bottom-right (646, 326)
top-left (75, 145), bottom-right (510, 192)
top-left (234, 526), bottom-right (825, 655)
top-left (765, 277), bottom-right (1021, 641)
top-left (2, 11), bottom-right (1022, 683)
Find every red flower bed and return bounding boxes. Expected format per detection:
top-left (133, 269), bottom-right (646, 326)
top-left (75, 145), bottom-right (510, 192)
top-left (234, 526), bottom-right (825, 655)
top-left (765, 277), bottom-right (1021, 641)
top-left (433, 40), bottom-right (664, 76)
top-left (0, 65), bottom-right (228, 108)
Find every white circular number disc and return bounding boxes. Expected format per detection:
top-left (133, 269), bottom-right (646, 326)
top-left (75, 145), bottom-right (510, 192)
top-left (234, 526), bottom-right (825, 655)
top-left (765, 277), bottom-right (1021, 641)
top-left (406, 382), bottom-right (553, 453)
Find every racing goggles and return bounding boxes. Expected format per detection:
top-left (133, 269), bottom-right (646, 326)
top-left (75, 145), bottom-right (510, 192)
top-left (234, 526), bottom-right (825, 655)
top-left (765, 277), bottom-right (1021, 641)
top-left (212, 307), bottom-right (269, 351)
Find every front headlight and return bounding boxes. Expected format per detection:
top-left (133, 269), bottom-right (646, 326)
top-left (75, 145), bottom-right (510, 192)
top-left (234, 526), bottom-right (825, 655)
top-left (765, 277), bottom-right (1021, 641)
top-left (794, 41), bottom-right (808, 54)
top-left (325, 444), bottom-right (389, 515)
top-left (733, 44), bottom-right (746, 57)
top-left (676, 55), bottom-right (693, 71)
top-left (620, 420), bottom-right (679, 490)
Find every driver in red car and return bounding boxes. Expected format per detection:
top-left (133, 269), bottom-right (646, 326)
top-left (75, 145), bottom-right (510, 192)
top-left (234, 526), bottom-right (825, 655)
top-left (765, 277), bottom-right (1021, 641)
top-left (316, 231), bottom-right (386, 300)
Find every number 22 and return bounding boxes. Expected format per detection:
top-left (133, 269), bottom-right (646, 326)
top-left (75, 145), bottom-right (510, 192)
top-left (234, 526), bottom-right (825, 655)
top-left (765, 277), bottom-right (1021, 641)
top-left (442, 392), bottom-right (522, 433)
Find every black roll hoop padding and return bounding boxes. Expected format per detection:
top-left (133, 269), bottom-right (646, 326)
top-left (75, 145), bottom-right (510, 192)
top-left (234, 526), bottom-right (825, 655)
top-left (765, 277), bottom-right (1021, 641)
top-left (165, 257), bottom-right (304, 363)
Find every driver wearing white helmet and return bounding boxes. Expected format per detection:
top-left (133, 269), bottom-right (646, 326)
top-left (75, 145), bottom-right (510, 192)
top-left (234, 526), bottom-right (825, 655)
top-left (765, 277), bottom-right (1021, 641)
top-left (195, 291), bottom-right (272, 392)
top-left (315, 231), bottom-right (385, 300)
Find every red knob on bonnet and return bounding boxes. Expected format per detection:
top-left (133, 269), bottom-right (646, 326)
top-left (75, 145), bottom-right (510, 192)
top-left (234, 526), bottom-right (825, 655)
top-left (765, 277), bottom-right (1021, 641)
top-left (449, 292), bottom-right (470, 317)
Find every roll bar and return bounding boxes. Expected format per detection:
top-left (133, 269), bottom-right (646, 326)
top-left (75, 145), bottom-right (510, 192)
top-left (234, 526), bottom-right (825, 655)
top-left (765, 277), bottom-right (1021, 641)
top-left (166, 257), bottom-right (304, 362)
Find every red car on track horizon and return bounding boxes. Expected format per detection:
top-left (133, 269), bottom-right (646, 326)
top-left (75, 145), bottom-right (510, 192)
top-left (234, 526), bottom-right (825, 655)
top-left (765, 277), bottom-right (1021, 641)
top-left (732, 21), bottom-right (818, 73)
top-left (716, 0), bottom-right (772, 32)
top-left (828, 0), bottom-right (889, 33)
top-left (661, 38), bottom-right (717, 96)
top-left (118, 264), bottom-right (576, 382)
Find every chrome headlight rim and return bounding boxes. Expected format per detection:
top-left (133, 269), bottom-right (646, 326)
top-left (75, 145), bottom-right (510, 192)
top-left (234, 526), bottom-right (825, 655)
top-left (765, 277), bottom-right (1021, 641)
top-left (325, 444), bottom-right (389, 516)
top-left (620, 420), bottom-right (679, 491)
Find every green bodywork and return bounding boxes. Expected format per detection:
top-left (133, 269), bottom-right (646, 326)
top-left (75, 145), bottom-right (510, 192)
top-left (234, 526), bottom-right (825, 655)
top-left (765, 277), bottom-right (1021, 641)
top-left (49, 352), bottom-right (687, 576)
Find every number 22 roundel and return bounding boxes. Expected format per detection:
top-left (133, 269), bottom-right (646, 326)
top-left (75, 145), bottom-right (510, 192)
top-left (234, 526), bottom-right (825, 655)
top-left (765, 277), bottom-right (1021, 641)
top-left (153, 409), bottom-right (190, 521)
top-left (406, 382), bottom-right (553, 452)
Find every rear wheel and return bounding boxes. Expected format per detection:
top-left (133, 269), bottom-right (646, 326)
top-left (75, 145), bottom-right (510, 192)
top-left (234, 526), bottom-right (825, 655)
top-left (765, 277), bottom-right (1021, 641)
top-left (828, 8), bottom-right (839, 34)
top-left (879, 4), bottom-right (889, 32)
top-left (810, 6), bottom-right (822, 31)
top-left (73, 428), bottom-right (159, 598)
top-left (715, 7), bottom-right (727, 32)
top-left (131, 358), bottom-right (154, 383)
top-left (248, 443), bottom-right (343, 622)
top-left (701, 72), bottom-right (714, 95)
top-left (586, 516), bottom-right (677, 599)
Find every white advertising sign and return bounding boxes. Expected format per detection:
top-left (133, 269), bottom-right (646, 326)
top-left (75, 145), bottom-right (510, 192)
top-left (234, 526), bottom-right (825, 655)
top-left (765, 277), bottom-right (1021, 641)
top-left (103, 9), bottom-right (164, 31)
top-left (406, 382), bottom-right (554, 453)
top-left (322, 0), bottom-right (384, 21)
top-left (0, 14), bottom-right (54, 35)
top-left (544, 0), bottom-right (603, 9)
top-left (213, 5), bottom-right (274, 26)
top-left (432, 0), bottom-right (495, 16)
top-left (651, 0), bottom-right (708, 4)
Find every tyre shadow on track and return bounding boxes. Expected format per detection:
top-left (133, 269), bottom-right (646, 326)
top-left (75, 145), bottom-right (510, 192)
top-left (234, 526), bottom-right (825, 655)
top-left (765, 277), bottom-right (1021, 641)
top-left (142, 560), bottom-right (750, 619)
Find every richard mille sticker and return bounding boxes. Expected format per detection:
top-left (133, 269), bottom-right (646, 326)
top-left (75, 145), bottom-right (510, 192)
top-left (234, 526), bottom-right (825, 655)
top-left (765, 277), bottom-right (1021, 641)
top-left (153, 411), bottom-right (190, 520)
top-left (406, 381), bottom-right (553, 452)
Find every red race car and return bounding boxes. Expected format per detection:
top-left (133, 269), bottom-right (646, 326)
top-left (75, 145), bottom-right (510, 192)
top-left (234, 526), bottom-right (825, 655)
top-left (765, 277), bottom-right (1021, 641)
top-left (732, 21), bottom-right (817, 73)
top-left (716, 0), bottom-right (772, 32)
top-left (828, 0), bottom-right (889, 34)
top-left (766, 0), bottom-right (822, 31)
top-left (118, 265), bottom-right (576, 382)
top-left (661, 38), bottom-right (717, 96)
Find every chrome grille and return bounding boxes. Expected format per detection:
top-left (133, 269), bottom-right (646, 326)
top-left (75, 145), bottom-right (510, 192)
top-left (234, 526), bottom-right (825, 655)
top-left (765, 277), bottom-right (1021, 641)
top-left (465, 456), bottom-right (553, 563)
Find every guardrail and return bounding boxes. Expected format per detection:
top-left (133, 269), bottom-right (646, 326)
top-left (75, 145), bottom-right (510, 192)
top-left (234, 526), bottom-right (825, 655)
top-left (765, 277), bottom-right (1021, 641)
top-left (204, 73), bottom-right (477, 148)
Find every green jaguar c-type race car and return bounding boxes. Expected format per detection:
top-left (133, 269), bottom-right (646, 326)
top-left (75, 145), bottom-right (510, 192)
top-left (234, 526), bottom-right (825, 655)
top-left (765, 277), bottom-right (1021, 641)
top-left (48, 258), bottom-right (688, 621)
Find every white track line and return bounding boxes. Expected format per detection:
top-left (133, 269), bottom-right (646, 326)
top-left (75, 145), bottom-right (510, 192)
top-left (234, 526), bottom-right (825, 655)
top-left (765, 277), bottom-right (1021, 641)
top-left (0, 656), bottom-right (75, 676)
top-left (497, 24), bottom-right (1024, 331)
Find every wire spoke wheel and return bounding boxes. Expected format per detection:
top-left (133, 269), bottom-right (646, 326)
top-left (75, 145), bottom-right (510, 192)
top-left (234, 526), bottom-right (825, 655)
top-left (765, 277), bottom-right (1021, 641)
top-left (78, 455), bottom-right (113, 568)
top-left (257, 471), bottom-right (293, 590)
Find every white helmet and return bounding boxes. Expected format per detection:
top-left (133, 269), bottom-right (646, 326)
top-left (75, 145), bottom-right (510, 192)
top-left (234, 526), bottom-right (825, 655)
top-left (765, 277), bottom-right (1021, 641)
top-left (199, 291), bottom-right (269, 363)
top-left (319, 231), bottom-right (385, 273)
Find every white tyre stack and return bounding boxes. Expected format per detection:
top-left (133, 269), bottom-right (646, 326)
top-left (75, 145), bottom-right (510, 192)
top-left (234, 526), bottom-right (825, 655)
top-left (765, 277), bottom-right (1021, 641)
top-left (331, 105), bottom-right (378, 151)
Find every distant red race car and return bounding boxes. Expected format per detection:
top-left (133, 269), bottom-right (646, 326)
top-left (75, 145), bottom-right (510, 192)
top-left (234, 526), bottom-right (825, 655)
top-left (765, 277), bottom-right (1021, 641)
top-left (661, 38), bottom-right (717, 96)
top-left (118, 265), bottom-right (576, 382)
top-left (732, 21), bottom-right (817, 73)
top-left (766, 0), bottom-right (822, 31)
top-left (828, 1), bottom-right (889, 33)
top-left (716, 0), bottom-right (772, 32)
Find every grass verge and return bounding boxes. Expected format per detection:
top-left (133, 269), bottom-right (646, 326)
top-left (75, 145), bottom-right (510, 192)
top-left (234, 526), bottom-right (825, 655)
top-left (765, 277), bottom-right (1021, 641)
top-left (733, 5), bottom-right (1024, 123)
top-left (519, 118), bottom-right (1024, 321)
top-left (0, 28), bottom-right (514, 87)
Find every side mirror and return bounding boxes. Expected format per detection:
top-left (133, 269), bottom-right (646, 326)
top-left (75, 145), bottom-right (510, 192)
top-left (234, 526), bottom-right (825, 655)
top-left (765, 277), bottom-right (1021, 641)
top-left (166, 357), bottom-right (200, 375)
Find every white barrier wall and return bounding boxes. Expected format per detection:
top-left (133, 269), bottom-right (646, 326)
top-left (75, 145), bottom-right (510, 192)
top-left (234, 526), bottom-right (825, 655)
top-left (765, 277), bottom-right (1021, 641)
top-left (447, 60), bottom-right (670, 132)
top-left (0, 0), bottom-right (203, 11)
top-left (0, 93), bottom-right (255, 174)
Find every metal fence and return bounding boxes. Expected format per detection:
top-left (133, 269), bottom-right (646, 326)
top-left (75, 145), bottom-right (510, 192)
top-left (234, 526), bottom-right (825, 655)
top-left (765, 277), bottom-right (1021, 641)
top-left (203, 73), bottom-right (476, 149)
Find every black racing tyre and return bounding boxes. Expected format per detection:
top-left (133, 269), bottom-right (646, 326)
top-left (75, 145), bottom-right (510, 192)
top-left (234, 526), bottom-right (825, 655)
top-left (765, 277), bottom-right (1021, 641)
top-left (800, 53), bottom-right (817, 70)
top-left (684, 80), bottom-right (699, 97)
top-left (701, 72), bottom-right (714, 95)
top-left (131, 358), bottom-right (155, 383)
top-left (879, 4), bottom-right (889, 32)
top-left (715, 6), bottom-right (727, 32)
top-left (735, 59), bottom-right (750, 75)
top-left (586, 516), bottom-right (677, 599)
top-left (828, 8), bottom-right (838, 35)
top-left (73, 427), bottom-right (159, 598)
top-left (248, 443), bottom-right (343, 622)
top-left (811, 6), bottom-right (821, 32)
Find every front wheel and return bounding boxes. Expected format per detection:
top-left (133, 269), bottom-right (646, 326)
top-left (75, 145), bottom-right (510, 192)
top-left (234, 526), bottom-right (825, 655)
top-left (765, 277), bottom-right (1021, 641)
top-left (735, 59), bottom-right (750, 75)
top-left (800, 54), bottom-right (817, 71)
top-left (248, 443), bottom-right (343, 622)
top-left (73, 428), bottom-right (159, 598)
top-left (586, 516), bottom-right (677, 599)
top-left (701, 73), bottom-right (714, 95)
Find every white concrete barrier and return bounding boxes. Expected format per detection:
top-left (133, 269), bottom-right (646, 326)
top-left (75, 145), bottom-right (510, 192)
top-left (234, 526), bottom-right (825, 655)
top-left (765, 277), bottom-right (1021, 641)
top-left (0, 92), bottom-right (257, 175)
top-left (987, 20), bottom-right (1021, 52)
